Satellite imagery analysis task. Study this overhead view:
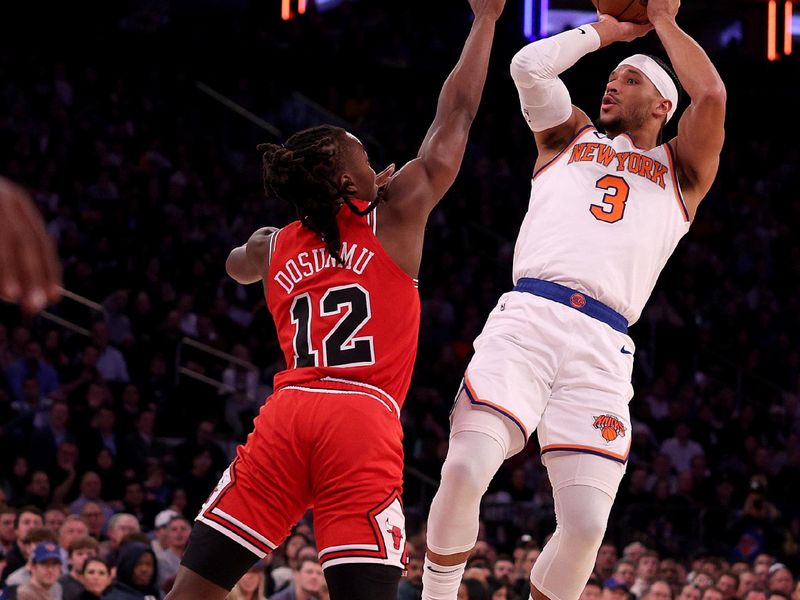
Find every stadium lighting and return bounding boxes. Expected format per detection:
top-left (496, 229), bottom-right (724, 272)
top-left (768, 0), bottom-right (778, 61)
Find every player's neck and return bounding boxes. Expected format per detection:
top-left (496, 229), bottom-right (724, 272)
top-left (608, 128), bottom-right (659, 151)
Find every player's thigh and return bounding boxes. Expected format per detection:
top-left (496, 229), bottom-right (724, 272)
top-left (174, 522), bottom-right (261, 594)
top-left (310, 393), bottom-right (406, 572)
top-left (196, 391), bottom-right (313, 562)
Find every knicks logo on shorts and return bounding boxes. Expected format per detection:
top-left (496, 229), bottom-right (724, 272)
top-left (570, 293), bottom-right (586, 309)
top-left (592, 414), bottom-right (626, 443)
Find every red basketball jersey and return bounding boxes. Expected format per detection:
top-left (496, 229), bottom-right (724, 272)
top-left (266, 204), bottom-right (420, 413)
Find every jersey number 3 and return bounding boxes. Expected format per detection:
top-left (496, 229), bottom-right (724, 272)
top-left (290, 284), bottom-right (375, 369)
top-left (591, 175), bottom-right (630, 224)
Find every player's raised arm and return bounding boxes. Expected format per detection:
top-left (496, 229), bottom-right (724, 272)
top-left (510, 16), bottom-right (651, 162)
top-left (651, 0), bottom-right (726, 216)
top-left (382, 0), bottom-right (505, 220)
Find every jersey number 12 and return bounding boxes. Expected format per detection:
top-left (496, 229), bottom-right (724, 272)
top-left (290, 284), bottom-right (375, 368)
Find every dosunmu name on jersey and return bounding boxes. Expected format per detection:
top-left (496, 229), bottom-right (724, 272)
top-left (273, 242), bottom-right (376, 294)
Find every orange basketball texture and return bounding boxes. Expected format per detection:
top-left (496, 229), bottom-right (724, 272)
top-left (591, 0), bottom-right (649, 24)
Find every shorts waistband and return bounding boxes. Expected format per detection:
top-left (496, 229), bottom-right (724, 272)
top-left (513, 278), bottom-right (628, 334)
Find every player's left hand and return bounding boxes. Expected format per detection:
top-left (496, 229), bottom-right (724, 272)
top-left (647, 0), bottom-right (680, 23)
top-left (595, 14), bottom-right (654, 45)
top-left (0, 176), bottom-right (62, 313)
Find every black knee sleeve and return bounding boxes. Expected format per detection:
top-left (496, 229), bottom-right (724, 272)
top-left (180, 521), bottom-right (260, 590)
top-left (324, 563), bottom-right (403, 600)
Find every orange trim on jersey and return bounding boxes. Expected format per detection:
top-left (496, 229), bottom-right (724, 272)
top-left (463, 374), bottom-right (528, 439)
top-left (540, 443), bottom-right (630, 464)
top-left (664, 142), bottom-right (690, 222)
top-left (532, 125), bottom-right (596, 182)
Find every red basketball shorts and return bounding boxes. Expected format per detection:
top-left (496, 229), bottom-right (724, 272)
top-left (197, 379), bottom-right (407, 570)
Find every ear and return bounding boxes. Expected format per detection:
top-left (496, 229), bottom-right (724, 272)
top-left (111, 566), bottom-right (117, 578)
top-left (339, 173), bottom-right (357, 196)
top-left (655, 98), bottom-right (672, 120)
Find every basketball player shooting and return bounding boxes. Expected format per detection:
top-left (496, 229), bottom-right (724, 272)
top-left (422, 1), bottom-right (725, 600)
top-left (164, 1), bottom-right (506, 600)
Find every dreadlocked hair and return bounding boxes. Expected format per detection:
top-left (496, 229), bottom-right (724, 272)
top-left (258, 125), bottom-right (380, 265)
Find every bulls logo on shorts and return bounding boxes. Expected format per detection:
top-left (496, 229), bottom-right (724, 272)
top-left (592, 414), bottom-right (626, 443)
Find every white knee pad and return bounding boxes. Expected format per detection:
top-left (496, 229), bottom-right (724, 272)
top-left (426, 430), bottom-right (506, 555)
top-left (530, 452), bottom-right (625, 600)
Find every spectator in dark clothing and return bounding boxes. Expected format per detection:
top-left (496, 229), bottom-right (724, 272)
top-left (102, 542), bottom-right (158, 600)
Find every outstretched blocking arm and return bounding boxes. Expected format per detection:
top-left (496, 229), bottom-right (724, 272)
top-left (510, 17), bottom-right (652, 163)
top-left (651, 0), bottom-right (726, 216)
top-left (383, 0), bottom-right (505, 220)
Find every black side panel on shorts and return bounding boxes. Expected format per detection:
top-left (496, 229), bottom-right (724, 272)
top-left (181, 521), bottom-right (260, 590)
top-left (324, 563), bottom-right (403, 600)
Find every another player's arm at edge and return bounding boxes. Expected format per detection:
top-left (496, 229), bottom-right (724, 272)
top-left (225, 226), bottom-right (279, 285)
top-left (509, 17), bottom-right (652, 169)
top-left (651, 3), bottom-right (726, 219)
top-left (378, 0), bottom-right (504, 276)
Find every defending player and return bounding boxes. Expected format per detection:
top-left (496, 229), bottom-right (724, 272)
top-left (165, 1), bottom-right (506, 600)
top-left (422, 1), bottom-right (725, 599)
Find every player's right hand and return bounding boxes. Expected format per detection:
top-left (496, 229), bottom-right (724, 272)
top-left (469, 0), bottom-right (506, 21)
top-left (594, 14), bottom-right (654, 45)
top-left (0, 176), bottom-right (62, 313)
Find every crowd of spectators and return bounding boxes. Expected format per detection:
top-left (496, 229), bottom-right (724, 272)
top-left (1, 0), bottom-right (800, 598)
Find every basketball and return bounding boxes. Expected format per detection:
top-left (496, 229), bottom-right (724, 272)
top-left (591, 0), bottom-right (650, 24)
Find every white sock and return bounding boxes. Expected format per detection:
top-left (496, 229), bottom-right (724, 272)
top-left (421, 556), bottom-right (466, 600)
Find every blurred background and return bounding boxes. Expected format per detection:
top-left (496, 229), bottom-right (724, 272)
top-left (1, 0), bottom-right (799, 598)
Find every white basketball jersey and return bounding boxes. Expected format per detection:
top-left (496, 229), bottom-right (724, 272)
top-left (513, 126), bottom-right (691, 325)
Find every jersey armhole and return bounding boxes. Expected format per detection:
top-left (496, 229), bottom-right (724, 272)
top-left (664, 142), bottom-right (691, 223)
top-left (532, 124), bottom-right (596, 181)
top-left (267, 227), bottom-right (283, 268)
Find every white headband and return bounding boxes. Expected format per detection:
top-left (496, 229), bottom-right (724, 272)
top-left (617, 54), bottom-right (679, 124)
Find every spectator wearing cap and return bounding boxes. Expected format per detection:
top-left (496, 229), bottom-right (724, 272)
top-left (150, 509), bottom-right (178, 553)
top-left (602, 579), bottom-right (632, 600)
top-left (4, 527), bottom-right (60, 589)
top-left (16, 542), bottom-right (63, 600)
top-left (154, 516), bottom-right (190, 592)
top-left (102, 542), bottom-right (158, 600)
top-left (99, 514), bottom-right (140, 566)
top-left (769, 565), bottom-right (795, 596)
top-left (1, 507), bottom-right (43, 583)
top-left (59, 537), bottom-right (99, 600)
